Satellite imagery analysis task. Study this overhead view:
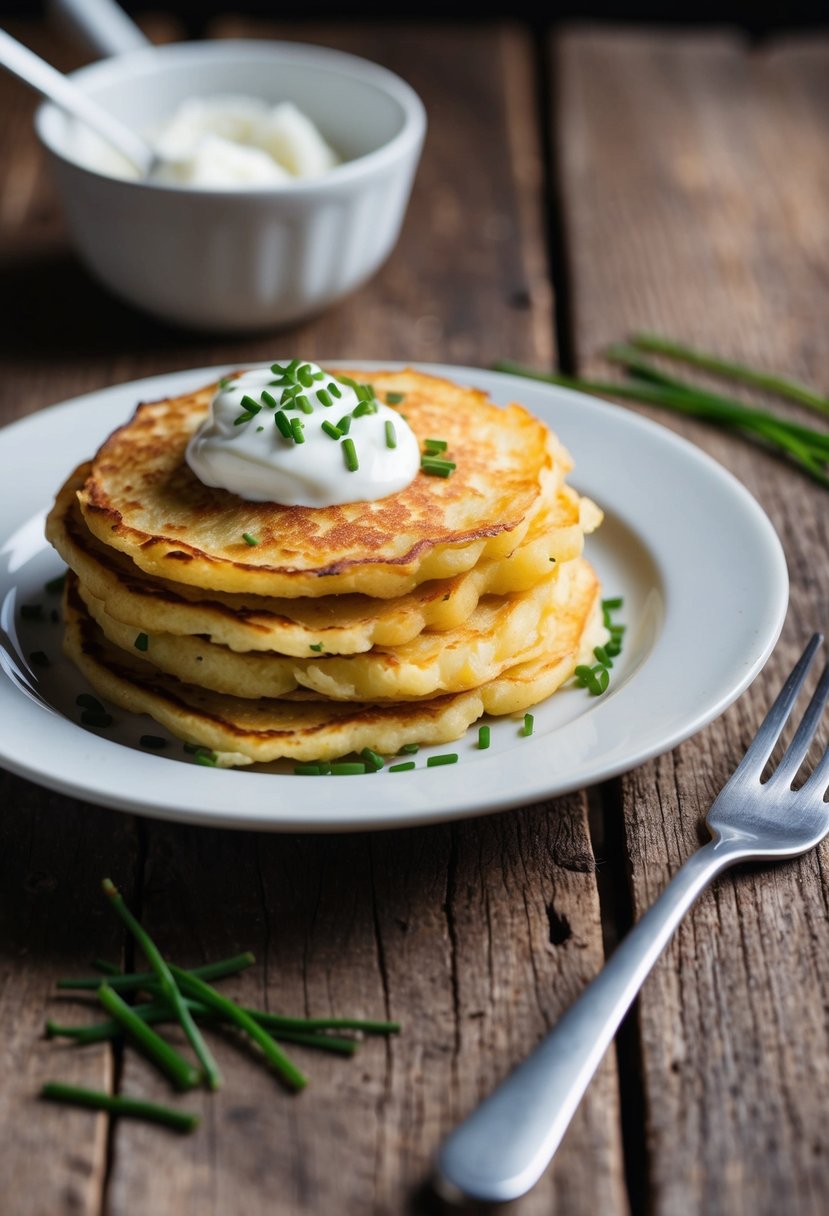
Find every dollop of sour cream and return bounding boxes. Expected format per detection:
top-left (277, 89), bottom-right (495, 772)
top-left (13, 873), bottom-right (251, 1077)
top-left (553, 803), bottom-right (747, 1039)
top-left (186, 362), bottom-right (421, 508)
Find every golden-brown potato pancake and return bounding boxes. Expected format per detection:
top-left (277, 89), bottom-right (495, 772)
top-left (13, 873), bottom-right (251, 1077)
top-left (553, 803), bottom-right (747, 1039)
top-left (49, 465), bottom-right (600, 656)
top-left (76, 369), bottom-right (569, 599)
top-left (62, 560), bottom-right (605, 765)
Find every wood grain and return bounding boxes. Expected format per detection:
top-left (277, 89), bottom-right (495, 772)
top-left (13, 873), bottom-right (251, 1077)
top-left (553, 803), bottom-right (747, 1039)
top-left (555, 26), bottom-right (829, 1215)
top-left (0, 18), bottom-right (625, 1216)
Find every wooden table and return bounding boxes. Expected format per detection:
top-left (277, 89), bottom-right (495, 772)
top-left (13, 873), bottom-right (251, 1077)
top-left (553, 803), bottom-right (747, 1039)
top-left (1, 16), bottom-right (828, 1216)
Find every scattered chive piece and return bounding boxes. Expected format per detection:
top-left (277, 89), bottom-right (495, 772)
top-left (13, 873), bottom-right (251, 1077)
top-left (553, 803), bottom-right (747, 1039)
top-left (331, 762), bottom-right (366, 775)
top-left (399, 743), bottom-right (419, 754)
top-left (234, 412), bottom-right (254, 426)
top-left (295, 394), bottom-right (313, 415)
top-left (140, 735), bottom-right (167, 750)
top-left (353, 400), bottom-right (378, 418)
top-left (386, 392), bottom-right (406, 404)
top-left (21, 603), bottom-right (43, 620)
top-left (29, 651), bottom-right (50, 667)
top-left (593, 645), bottom-right (613, 668)
top-left (602, 597), bottom-right (623, 611)
top-left (57, 951), bottom-right (256, 993)
top-left (261, 390), bottom-right (277, 409)
top-left (45, 573), bottom-right (66, 594)
top-left (101, 879), bottom-right (223, 1091)
top-left (169, 965), bottom-right (307, 1092)
top-left (76, 693), bottom-right (105, 713)
top-left (478, 725), bottom-right (491, 750)
top-left (309, 642), bottom-right (324, 652)
top-left (298, 364), bottom-right (314, 388)
top-left (316, 388), bottom-right (333, 408)
top-left (41, 1083), bottom-right (199, 1134)
top-left (81, 711), bottom-right (113, 728)
top-left (426, 753), bottom-right (458, 767)
top-left (328, 381), bottom-right (342, 398)
top-left (361, 747), bottom-right (385, 771)
top-left (342, 438), bottom-right (359, 472)
top-left (274, 410), bottom-right (293, 439)
top-left (134, 632), bottom-right (149, 652)
top-left (97, 985), bottom-right (200, 1090)
top-left (337, 414), bottom-right (352, 434)
top-left (389, 761), bottom-right (416, 772)
top-left (294, 763), bottom-right (322, 776)
top-left (240, 395), bottom-right (262, 415)
top-left (242, 532), bottom-right (259, 547)
top-left (521, 713), bottom-right (534, 737)
top-left (424, 438), bottom-right (448, 453)
top-left (321, 420), bottom-right (341, 441)
top-left (195, 752), bottom-right (217, 767)
top-left (420, 458), bottom-right (456, 478)
top-left (290, 418), bottom-right (305, 444)
top-left (385, 420), bottom-right (397, 449)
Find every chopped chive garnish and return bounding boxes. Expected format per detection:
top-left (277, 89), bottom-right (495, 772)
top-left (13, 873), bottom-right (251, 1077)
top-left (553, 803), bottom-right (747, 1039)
top-left (424, 438), bottom-right (448, 452)
top-left (421, 458), bottom-right (456, 478)
top-left (521, 713), bottom-right (534, 737)
top-left (274, 410), bottom-right (293, 439)
top-left (593, 645), bottom-right (613, 668)
top-left (21, 603), bottom-right (43, 620)
top-left (295, 395), bottom-right (313, 414)
top-left (40, 1083), bottom-right (199, 1134)
top-left (218, 376), bottom-right (233, 390)
top-left (234, 412), bottom-right (254, 426)
top-left (399, 743), bottom-right (419, 754)
top-left (331, 762), bottom-right (366, 775)
top-left (140, 735), bottom-right (167, 750)
top-left (342, 438), bottom-right (359, 472)
top-left (427, 753), bottom-right (458, 767)
top-left (134, 632), bottom-right (149, 652)
top-left (328, 381), bottom-right (342, 398)
top-left (29, 650), bottom-right (49, 667)
top-left (352, 400), bottom-right (378, 417)
top-left (195, 752), bottom-right (217, 767)
top-left (45, 573), bottom-right (66, 594)
top-left (386, 392), bottom-right (406, 404)
top-left (336, 414), bottom-right (352, 434)
top-left (240, 395), bottom-right (262, 414)
top-left (290, 418), bottom-right (306, 444)
top-left (321, 420), bottom-right (341, 440)
top-left (256, 426), bottom-right (264, 432)
top-left (602, 597), bottom-right (623, 611)
top-left (385, 421), bottom-right (397, 449)
top-left (361, 747), bottom-right (385, 771)
top-left (478, 725), bottom-right (490, 750)
top-left (294, 763), bottom-right (322, 776)
top-left (81, 711), bottom-right (113, 728)
top-left (389, 761), bottom-right (416, 772)
top-left (261, 390), bottom-right (277, 409)
top-left (242, 533), bottom-right (259, 546)
top-left (76, 693), bottom-right (105, 713)
top-left (309, 642), bottom-right (324, 652)
top-left (298, 364), bottom-right (314, 388)
top-left (316, 389), bottom-right (332, 408)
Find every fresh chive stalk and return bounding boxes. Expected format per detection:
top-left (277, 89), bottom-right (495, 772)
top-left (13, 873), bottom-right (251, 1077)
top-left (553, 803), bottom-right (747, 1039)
top-left (101, 880), bottom-right (223, 1090)
top-left (57, 952), bottom-right (256, 993)
top-left (169, 965), bottom-right (307, 1092)
top-left (97, 985), bottom-right (200, 1090)
top-left (41, 1083), bottom-right (199, 1133)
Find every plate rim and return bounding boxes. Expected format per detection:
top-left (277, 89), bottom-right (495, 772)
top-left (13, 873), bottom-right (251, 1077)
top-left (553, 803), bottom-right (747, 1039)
top-left (0, 360), bottom-right (789, 831)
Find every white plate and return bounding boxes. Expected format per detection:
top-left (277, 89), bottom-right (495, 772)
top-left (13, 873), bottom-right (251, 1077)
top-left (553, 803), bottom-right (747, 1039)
top-left (0, 362), bottom-right (788, 832)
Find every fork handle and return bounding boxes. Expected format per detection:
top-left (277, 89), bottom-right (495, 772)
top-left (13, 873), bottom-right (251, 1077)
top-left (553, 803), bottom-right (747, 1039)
top-left (435, 838), bottom-right (743, 1205)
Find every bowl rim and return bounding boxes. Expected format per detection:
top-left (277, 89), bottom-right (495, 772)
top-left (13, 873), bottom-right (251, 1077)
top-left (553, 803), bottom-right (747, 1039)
top-left (34, 37), bottom-right (427, 199)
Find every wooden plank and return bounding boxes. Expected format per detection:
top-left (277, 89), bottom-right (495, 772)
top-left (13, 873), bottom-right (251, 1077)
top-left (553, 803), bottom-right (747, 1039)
top-left (0, 774), bottom-right (138, 1216)
top-left (69, 20), bottom-right (626, 1216)
top-left (555, 26), bottom-right (829, 1216)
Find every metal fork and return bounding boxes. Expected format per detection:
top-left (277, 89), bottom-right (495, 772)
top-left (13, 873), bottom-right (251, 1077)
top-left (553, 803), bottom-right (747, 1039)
top-left (436, 633), bottom-right (829, 1206)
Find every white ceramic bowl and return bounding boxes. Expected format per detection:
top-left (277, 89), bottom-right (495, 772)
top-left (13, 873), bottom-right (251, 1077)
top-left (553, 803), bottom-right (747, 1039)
top-left (35, 40), bottom-right (426, 331)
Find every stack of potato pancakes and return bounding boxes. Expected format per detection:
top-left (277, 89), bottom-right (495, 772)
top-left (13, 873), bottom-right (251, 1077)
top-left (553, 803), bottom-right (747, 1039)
top-left (46, 369), bottom-right (606, 767)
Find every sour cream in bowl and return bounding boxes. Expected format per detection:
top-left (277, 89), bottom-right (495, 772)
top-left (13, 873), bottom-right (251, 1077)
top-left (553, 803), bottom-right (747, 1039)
top-left (35, 40), bottom-right (426, 331)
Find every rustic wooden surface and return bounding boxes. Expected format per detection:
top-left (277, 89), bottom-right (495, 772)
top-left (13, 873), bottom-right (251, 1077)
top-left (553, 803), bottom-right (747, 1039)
top-left (0, 15), bottom-right (826, 1216)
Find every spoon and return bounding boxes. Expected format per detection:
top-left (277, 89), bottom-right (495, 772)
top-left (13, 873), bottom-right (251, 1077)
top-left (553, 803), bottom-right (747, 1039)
top-left (0, 26), bottom-right (154, 176)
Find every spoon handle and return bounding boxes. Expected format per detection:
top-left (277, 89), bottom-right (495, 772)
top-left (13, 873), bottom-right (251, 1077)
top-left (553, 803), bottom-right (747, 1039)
top-left (0, 27), bottom-right (151, 174)
top-left (48, 0), bottom-right (151, 60)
